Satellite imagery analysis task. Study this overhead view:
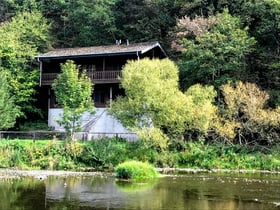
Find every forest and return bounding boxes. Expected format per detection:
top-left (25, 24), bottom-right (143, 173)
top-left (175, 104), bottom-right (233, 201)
top-left (0, 0), bottom-right (279, 146)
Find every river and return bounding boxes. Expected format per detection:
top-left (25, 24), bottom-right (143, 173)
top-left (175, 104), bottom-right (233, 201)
top-left (0, 171), bottom-right (279, 210)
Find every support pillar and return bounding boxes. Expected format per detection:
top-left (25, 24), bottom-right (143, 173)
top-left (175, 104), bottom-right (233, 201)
top-left (109, 86), bottom-right (112, 108)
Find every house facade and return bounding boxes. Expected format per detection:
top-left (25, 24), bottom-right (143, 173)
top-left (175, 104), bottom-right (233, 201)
top-left (35, 41), bottom-right (167, 139)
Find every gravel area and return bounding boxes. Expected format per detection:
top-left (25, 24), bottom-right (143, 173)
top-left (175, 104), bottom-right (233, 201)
top-left (0, 168), bottom-right (111, 180)
top-left (0, 168), bottom-right (279, 180)
top-left (157, 167), bottom-right (280, 174)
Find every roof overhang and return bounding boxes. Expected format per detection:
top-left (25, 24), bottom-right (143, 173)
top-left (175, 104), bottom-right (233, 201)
top-left (35, 41), bottom-right (167, 61)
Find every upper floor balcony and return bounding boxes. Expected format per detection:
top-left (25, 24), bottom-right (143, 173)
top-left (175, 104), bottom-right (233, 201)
top-left (40, 70), bottom-right (122, 86)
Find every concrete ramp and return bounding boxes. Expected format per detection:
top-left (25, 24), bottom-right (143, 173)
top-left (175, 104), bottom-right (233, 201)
top-left (48, 108), bottom-right (137, 140)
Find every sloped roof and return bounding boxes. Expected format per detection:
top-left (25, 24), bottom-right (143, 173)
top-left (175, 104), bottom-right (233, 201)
top-left (36, 41), bottom-right (167, 60)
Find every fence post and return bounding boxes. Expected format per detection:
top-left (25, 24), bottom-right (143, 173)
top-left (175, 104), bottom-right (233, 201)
top-left (33, 131), bottom-right (35, 142)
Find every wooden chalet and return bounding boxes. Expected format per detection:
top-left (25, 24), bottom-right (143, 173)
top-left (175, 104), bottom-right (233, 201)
top-left (36, 41), bottom-right (167, 108)
top-left (35, 41), bottom-right (167, 136)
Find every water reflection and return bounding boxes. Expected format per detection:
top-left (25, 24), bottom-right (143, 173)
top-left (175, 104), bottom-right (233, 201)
top-left (0, 178), bottom-right (46, 210)
top-left (0, 173), bottom-right (279, 210)
top-left (115, 180), bottom-right (157, 193)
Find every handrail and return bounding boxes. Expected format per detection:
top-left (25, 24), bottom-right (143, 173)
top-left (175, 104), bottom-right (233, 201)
top-left (41, 70), bottom-right (121, 85)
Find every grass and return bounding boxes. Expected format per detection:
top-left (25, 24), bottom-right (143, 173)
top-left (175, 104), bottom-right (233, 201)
top-left (0, 138), bottom-right (279, 172)
top-left (115, 160), bottom-right (159, 180)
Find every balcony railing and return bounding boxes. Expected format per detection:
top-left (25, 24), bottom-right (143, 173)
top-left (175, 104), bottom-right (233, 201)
top-left (41, 71), bottom-right (121, 86)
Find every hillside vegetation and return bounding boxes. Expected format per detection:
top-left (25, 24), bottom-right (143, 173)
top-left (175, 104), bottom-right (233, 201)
top-left (0, 0), bottom-right (279, 147)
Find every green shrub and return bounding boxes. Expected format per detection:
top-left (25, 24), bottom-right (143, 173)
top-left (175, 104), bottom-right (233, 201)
top-left (19, 120), bottom-right (49, 131)
top-left (79, 139), bottom-right (128, 168)
top-left (155, 151), bottom-right (179, 168)
top-left (0, 138), bottom-right (279, 171)
top-left (126, 141), bottom-right (159, 163)
top-left (115, 160), bottom-right (159, 180)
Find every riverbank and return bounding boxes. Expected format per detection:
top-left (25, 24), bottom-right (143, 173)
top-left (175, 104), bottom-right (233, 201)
top-left (0, 138), bottom-right (280, 171)
top-left (0, 168), bottom-right (107, 179)
top-left (1, 167), bottom-right (280, 180)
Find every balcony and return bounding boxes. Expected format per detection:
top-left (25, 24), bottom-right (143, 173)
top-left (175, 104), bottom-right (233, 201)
top-left (41, 71), bottom-right (122, 86)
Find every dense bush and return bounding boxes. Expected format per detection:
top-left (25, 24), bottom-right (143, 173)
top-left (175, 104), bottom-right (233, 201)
top-left (213, 81), bottom-right (280, 145)
top-left (0, 138), bottom-right (279, 171)
top-left (115, 160), bottom-right (159, 180)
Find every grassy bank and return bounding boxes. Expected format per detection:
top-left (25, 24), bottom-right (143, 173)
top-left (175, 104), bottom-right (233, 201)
top-left (0, 138), bottom-right (279, 171)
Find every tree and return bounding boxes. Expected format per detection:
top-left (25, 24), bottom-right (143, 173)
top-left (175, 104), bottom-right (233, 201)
top-left (0, 11), bottom-right (51, 119)
top-left (40, 0), bottom-right (117, 47)
top-left (236, 0), bottom-right (280, 107)
top-left (178, 10), bottom-right (256, 89)
top-left (0, 71), bottom-right (20, 130)
top-left (52, 60), bottom-right (94, 141)
top-left (110, 58), bottom-right (217, 147)
top-left (113, 0), bottom-right (179, 44)
top-left (213, 81), bottom-right (280, 145)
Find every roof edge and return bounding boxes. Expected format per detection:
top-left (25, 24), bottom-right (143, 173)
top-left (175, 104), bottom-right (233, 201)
top-left (35, 51), bottom-right (139, 61)
top-left (35, 41), bottom-right (167, 61)
top-left (141, 42), bottom-right (168, 57)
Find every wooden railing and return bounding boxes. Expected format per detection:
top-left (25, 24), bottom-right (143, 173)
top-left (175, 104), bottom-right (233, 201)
top-left (41, 73), bottom-right (57, 85)
top-left (93, 71), bottom-right (121, 82)
top-left (41, 70), bottom-right (121, 85)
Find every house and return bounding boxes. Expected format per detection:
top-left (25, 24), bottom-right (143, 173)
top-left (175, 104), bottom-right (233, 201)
top-left (35, 41), bottom-right (167, 140)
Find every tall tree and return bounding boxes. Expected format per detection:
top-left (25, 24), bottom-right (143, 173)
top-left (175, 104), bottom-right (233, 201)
top-left (52, 60), bottom-right (94, 141)
top-left (40, 0), bottom-right (117, 47)
top-left (0, 11), bottom-right (51, 119)
top-left (113, 0), bottom-right (178, 44)
top-left (214, 81), bottom-right (280, 145)
top-left (178, 10), bottom-right (256, 89)
top-left (237, 0), bottom-right (280, 106)
top-left (110, 58), bottom-right (217, 146)
top-left (0, 71), bottom-right (20, 130)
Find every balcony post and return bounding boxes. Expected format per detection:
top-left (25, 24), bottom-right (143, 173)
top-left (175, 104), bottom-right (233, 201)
top-left (109, 86), bottom-right (112, 108)
top-left (39, 60), bottom-right (42, 87)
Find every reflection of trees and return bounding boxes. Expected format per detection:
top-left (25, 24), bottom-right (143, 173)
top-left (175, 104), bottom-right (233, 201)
top-left (46, 176), bottom-right (119, 210)
top-left (0, 175), bottom-right (278, 210)
top-left (115, 180), bottom-right (157, 193)
top-left (0, 178), bottom-right (45, 210)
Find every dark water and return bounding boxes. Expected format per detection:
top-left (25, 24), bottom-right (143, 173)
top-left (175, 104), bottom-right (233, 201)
top-left (0, 173), bottom-right (280, 210)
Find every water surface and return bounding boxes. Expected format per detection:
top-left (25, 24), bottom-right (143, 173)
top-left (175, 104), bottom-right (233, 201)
top-left (0, 172), bottom-right (279, 210)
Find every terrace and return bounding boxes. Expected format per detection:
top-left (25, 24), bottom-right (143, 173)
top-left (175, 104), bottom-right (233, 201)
top-left (40, 70), bottom-right (122, 86)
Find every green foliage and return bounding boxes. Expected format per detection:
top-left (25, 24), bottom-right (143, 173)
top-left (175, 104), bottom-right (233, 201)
top-left (135, 127), bottom-right (169, 151)
top-left (176, 141), bottom-right (280, 170)
top-left (0, 139), bottom-right (279, 171)
top-left (79, 138), bottom-right (128, 169)
top-left (110, 58), bottom-right (217, 142)
top-left (0, 138), bottom-right (157, 170)
top-left (115, 160), bottom-right (159, 180)
top-left (234, 0), bottom-right (280, 95)
top-left (0, 11), bottom-right (51, 118)
top-left (178, 9), bottom-right (256, 88)
top-left (79, 138), bottom-right (158, 168)
top-left (0, 1), bottom-right (278, 152)
top-left (52, 60), bottom-right (94, 140)
top-left (213, 81), bottom-right (280, 144)
top-left (18, 120), bottom-right (49, 131)
top-left (184, 84), bottom-right (217, 133)
top-left (0, 140), bottom-right (82, 170)
top-left (0, 71), bottom-right (20, 130)
top-left (113, 0), bottom-right (178, 43)
top-left (176, 0), bottom-right (228, 17)
top-left (52, 60), bottom-right (93, 109)
top-left (110, 58), bottom-right (188, 136)
top-left (40, 0), bottom-right (117, 47)
top-left (239, 0), bottom-right (280, 52)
